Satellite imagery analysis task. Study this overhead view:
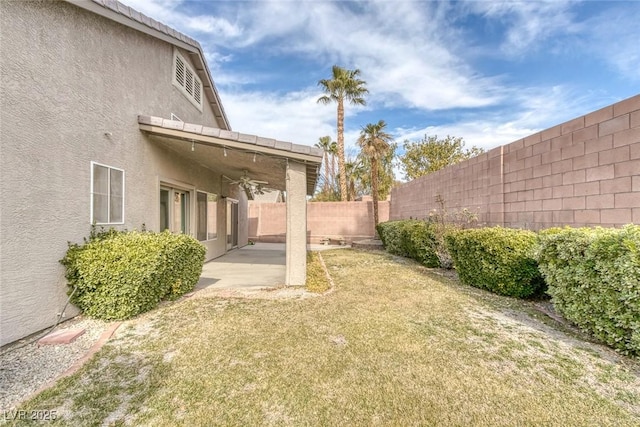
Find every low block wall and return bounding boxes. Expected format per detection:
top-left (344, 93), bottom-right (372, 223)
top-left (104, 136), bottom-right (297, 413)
top-left (391, 94), bottom-right (640, 229)
top-left (249, 201), bottom-right (389, 243)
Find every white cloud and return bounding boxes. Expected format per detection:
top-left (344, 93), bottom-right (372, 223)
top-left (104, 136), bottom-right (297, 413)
top-left (124, 0), bottom-right (242, 40)
top-left (205, 0), bottom-right (508, 110)
top-left (183, 15), bottom-right (242, 38)
top-left (219, 88), bottom-right (337, 145)
top-left (397, 120), bottom-right (537, 153)
top-left (394, 85), bottom-right (606, 153)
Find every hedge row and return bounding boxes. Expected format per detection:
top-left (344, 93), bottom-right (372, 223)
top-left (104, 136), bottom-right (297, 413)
top-left (61, 229), bottom-right (205, 320)
top-left (377, 220), bottom-right (640, 356)
top-left (537, 225), bottom-right (640, 356)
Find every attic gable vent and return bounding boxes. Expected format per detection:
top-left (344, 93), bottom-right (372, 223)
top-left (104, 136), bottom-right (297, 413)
top-left (175, 55), bottom-right (185, 86)
top-left (193, 75), bottom-right (202, 104)
top-left (172, 50), bottom-right (203, 112)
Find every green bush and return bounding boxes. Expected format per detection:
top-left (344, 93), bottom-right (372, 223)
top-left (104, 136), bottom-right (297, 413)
top-left (399, 221), bottom-right (440, 267)
top-left (376, 221), bottom-right (407, 256)
top-left (425, 221), bottom-right (457, 269)
top-left (445, 227), bottom-right (545, 298)
top-left (537, 225), bottom-right (640, 356)
top-left (377, 220), bottom-right (443, 268)
top-left (61, 229), bottom-right (205, 320)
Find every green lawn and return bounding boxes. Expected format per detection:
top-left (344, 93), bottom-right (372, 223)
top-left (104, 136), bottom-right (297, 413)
top-left (12, 249), bottom-right (640, 426)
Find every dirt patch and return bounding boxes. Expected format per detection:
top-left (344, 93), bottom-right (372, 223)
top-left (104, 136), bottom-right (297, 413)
top-left (464, 305), bottom-right (640, 417)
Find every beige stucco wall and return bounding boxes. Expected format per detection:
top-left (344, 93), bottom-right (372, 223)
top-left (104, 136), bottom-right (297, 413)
top-left (0, 0), bottom-right (238, 345)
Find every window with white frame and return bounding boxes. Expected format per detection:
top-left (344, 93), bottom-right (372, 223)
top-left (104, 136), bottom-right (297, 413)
top-left (91, 162), bottom-right (124, 224)
top-left (196, 191), bottom-right (218, 241)
top-left (173, 50), bottom-right (203, 111)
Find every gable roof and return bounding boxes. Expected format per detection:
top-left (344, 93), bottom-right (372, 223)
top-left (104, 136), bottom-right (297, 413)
top-left (65, 0), bottom-right (231, 130)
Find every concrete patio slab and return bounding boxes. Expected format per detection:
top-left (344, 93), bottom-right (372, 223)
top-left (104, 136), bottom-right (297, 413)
top-left (195, 243), bottom-right (287, 295)
top-left (194, 242), bottom-right (350, 297)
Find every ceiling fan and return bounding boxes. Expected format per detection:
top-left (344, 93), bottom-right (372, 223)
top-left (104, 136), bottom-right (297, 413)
top-left (223, 170), bottom-right (272, 200)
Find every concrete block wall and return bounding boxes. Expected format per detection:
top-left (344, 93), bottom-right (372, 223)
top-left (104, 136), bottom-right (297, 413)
top-left (249, 201), bottom-right (390, 243)
top-left (249, 202), bottom-right (286, 242)
top-left (389, 147), bottom-right (503, 225)
top-left (390, 94), bottom-right (640, 229)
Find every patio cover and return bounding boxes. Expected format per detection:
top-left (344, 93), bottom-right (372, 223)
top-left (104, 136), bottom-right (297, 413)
top-left (138, 115), bottom-right (323, 286)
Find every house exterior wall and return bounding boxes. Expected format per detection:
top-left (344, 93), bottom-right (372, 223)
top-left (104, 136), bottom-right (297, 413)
top-left (0, 0), bottom-right (236, 345)
top-left (248, 201), bottom-right (390, 243)
top-left (390, 95), bottom-right (640, 229)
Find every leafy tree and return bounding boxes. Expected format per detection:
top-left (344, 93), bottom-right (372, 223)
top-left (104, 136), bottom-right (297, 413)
top-left (317, 65), bottom-right (368, 201)
top-left (357, 120), bottom-right (394, 226)
top-left (399, 135), bottom-right (484, 180)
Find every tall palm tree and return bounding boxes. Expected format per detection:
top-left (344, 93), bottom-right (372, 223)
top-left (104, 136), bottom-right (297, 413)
top-left (317, 65), bottom-right (368, 201)
top-left (357, 120), bottom-right (394, 227)
top-left (315, 136), bottom-right (333, 192)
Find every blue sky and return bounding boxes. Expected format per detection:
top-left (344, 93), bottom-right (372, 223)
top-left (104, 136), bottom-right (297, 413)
top-left (127, 0), bottom-right (639, 171)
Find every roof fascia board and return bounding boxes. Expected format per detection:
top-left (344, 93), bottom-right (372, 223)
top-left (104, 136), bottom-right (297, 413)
top-left (65, 0), bottom-right (232, 130)
top-left (65, 0), bottom-right (197, 53)
top-left (139, 124), bottom-right (323, 164)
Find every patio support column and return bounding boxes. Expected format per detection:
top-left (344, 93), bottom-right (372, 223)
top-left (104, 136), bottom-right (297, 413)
top-left (285, 160), bottom-right (307, 286)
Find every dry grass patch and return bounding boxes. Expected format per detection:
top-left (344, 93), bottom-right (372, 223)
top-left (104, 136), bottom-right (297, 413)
top-left (9, 250), bottom-right (639, 426)
top-left (305, 251), bottom-right (332, 293)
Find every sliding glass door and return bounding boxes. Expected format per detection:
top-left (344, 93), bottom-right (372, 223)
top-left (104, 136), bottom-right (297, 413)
top-left (160, 186), bottom-right (190, 235)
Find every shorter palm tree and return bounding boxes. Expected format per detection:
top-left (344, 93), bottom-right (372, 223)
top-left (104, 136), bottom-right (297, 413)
top-left (315, 136), bottom-right (334, 193)
top-left (344, 159), bottom-right (365, 201)
top-left (358, 142), bottom-right (397, 202)
top-left (357, 120), bottom-right (394, 227)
